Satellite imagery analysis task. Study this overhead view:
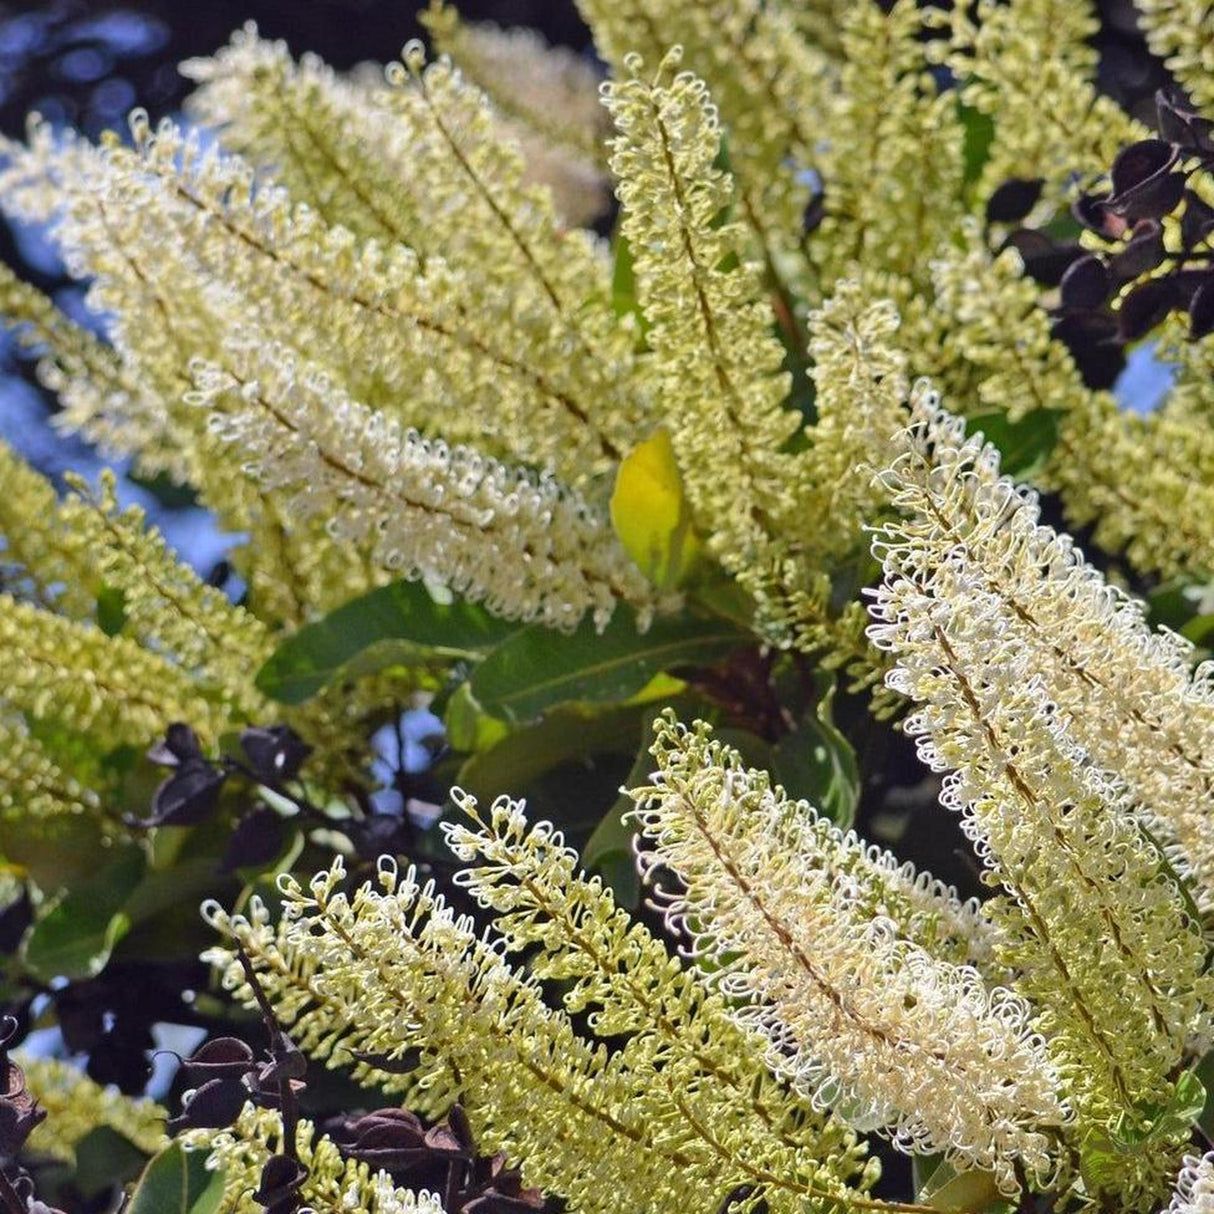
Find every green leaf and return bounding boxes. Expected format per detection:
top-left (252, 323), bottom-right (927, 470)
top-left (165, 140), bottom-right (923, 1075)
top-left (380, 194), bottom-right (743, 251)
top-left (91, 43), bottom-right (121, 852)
top-left (582, 740), bottom-right (658, 909)
top-left (610, 429), bottom-right (701, 591)
top-left (126, 469), bottom-right (201, 511)
top-left (1169, 1069), bottom-right (1207, 1126)
top-left (913, 1153), bottom-right (945, 1199)
top-left (470, 608), bottom-right (747, 723)
top-left (1078, 1127), bottom-right (1123, 1192)
top-left (1147, 578), bottom-right (1201, 633)
top-left (915, 1156), bottom-right (1003, 1212)
top-left (611, 231), bottom-right (649, 333)
top-left (771, 686), bottom-right (860, 827)
top-left (22, 846), bottom-right (145, 981)
top-left (96, 584), bottom-right (127, 637)
top-left (1182, 613), bottom-right (1214, 648)
top-left (1195, 1051), bottom-right (1214, 1140)
top-left (73, 1125), bottom-right (151, 1195)
top-left (256, 579), bottom-right (518, 704)
top-left (958, 100), bottom-right (995, 191)
top-left (456, 703), bottom-right (650, 808)
top-left (969, 408), bottom-right (1062, 479)
top-left (125, 1143), bottom-right (225, 1214)
top-left (122, 856), bottom-right (228, 928)
top-left (1, 813), bottom-right (108, 892)
top-left (443, 681), bottom-right (510, 753)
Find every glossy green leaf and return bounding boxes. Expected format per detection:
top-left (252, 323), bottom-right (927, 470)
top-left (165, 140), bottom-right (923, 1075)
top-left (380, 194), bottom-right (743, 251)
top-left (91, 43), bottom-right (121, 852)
top-left (470, 609), bottom-right (747, 723)
top-left (1078, 1127), bottom-right (1124, 1193)
top-left (968, 408), bottom-right (1062, 479)
top-left (125, 1143), bottom-right (225, 1214)
top-left (912, 1153), bottom-right (944, 1199)
top-left (958, 100), bottom-right (995, 191)
top-left (96, 584), bottom-right (127, 637)
top-left (771, 688), bottom-right (860, 828)
top-left (456, 703), bottom-right (650, 808)
top-left (916, 1157), bottom-right (1003, 1213)
top-left (1169, 1069), bottom-right (1207, 1125)
top-left (1195, 1051), bottom-right (1214, 1140)
top-left (256, 579), bottom-right (518, 703)
top-left (443, 681), bottom-right (510, 753)
top-left (1147, 578), bottom-right (1201, 633)
top-left (2, 813), bottom-right (108, 892)
top-left (74, 1125), bottom-right (151, 1195)
top-left (22, 846), bottom-right (146, 981)
top-left (582, 741), bottom-right (658, 909)
top-left (611, 230), bottom-right (648, 333)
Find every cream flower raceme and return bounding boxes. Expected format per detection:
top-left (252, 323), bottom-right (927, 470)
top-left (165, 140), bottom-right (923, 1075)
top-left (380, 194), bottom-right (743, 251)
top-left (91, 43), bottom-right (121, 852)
top-left (629, 713), bottom-right (1065, 1191)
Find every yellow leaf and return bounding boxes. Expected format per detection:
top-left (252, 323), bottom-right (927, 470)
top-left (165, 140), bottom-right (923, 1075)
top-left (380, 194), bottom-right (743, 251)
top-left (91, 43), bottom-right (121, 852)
top-left (610, 429), bottom-right (701, 590)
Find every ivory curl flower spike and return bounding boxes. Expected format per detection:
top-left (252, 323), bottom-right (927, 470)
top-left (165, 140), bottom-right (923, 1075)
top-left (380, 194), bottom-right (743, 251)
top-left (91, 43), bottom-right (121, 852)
top-left (629, 713), bottom-right (1065, 1192)
top-left (869, 390), bottom-right (1214, 1206)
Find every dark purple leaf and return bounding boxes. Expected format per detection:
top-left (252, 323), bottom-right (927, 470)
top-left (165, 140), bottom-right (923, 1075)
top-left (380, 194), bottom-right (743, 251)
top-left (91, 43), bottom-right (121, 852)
top-left (0, 890), bottom-right (32, 955)
top-left (1073, 192), bottom-right (1126, 238)
top-left (1110, 170), bottom-right (1187, 223)
top-left (802, 192), bottom-right (824, 234)
top-left (986, 178), bottom-right (1044, 224)
top-left (1156, 89), bottom-right (1214, 154)
top-left (446, 1103), bottom-right (476, 1154)
top-left (463, 1194), bottom-right (547, 1214)
top-left (1108, 221), bottom-right (1166, 280)
top-left (1002, 230), bottom-right (1085, 286)
top-left (1157, 89), bottom-right (1192, 144)
top-left (85, 1024), bottom-right (153, 1093)
top-left (347, 813), bottom-right (412, 861)
top-left (146, 722), bottom-right (205, 768)
top-left (240, 725), bottom-right (312, 783)
top-left (166, 1076), bottom-right (248, 1132)
top-left (221, 808), bottom-right (286, 873)
top-left (0, 1066), bottom-right (45, 1155)
top-left (1110, 139), bottom-right (1177, 195)
top-left (482, 1155), bottom-right (544, 1205)
top-left (1172, 269), bottom-right (1214, 306)
top-left (422, 1126), bottom-right (466, 1159)
top-left (129, 759), bottom-right (226, 828)
top-left (253, 1154), bottom-right (309, 1214)
top-left (335, 1108), bottom-right (424, 1141)
top-left (1060, 256), bottom-right (1111, 309)
top-left (337, 1109), bottom-right (429, 1171)
top-left (1051, 311), bottom-right (1123, 389)
top-left (1191, 280), bottom-right (1214, 339)
top-left (180, 1036), bottom-right (256, 1082)
top-left (262, 1030), bottom-right (308, 1083)
top-left (424, 1123), bottom-right (473, 1159)
top-left (1182, 190), bottom-right (1214, 250)
top-left (1119, 277), bottom-right (1181, 341)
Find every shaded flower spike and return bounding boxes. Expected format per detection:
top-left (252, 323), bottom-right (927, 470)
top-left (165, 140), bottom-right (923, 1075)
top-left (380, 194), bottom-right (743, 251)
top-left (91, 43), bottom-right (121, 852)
top-left (629, 714), bottom-right (1065, 1192)
top-left (869, 390), bottom-right (1214, 1208)
top-left (202, 856), bottom-right (874, 1214)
